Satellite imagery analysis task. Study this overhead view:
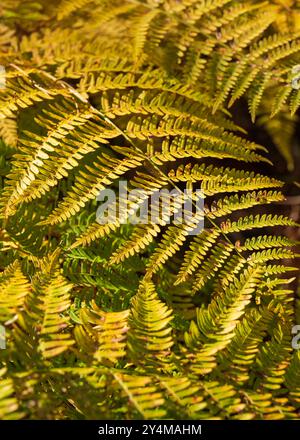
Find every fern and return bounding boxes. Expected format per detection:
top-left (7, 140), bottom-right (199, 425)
top-left (0, 0), bottom-right (300, 421)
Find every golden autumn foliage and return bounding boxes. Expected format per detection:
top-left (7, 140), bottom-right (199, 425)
top-left (0, 0), bottom-right (300, 420)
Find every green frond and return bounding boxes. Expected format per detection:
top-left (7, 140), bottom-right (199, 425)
top-left (241, 389), bottom-right (295, 420)
top-left (0, 117), bottom-right (17, 148)
top-left (263, 115), bottom-right (297, 171)
top-left (254, 321), bottom-right (292, 391)
top-left (217, 306), bottom-right (277, 385)
top-left (185, 265), bottom-right (263, 367)
top-left (11, 253), bottom-right (75, 360)
top-left (0, 70), bottom-right (68, 119)
top-left (192, 241), bottom-right (235, 292)
top-left (112, 372), bottom-right (166, 419)
top-left (285, 350), bottom-right (300, 406)
top-left (206, 191), bottom-right (285, 218)
top-left (127, 280), bottom-right (174, 367)
top-left (75, 300), bottom-right (129, 364)
top-left (145, 210), bottom-right (204, 278)
top-left (241, 234), bottom-right (297, 251)
top-left (175, 229), bottom-right (221, 285)
top-left (44, 153), bottom-right (144, 226)
top-left (0, 373), bottom-right (23, 420)
top-left (0, 0), bottom-right (299, 420)
top-left (220, 214), bottom-right (298, 234)
top-left (56, 0), bottom-right (94, 20)
top-left (0, 261), bottom-right (30, 322)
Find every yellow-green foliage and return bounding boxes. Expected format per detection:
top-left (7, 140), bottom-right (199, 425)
top-left (0, 0), bottom-right (300, 420)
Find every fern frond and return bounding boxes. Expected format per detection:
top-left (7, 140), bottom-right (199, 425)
top-left (127, 280), bottom-right (174, 366)
top-left (113, 372), bottom-right (166, 419)
top-left (285, 350), bottom-right (300, 406)
top-left (0, 69), bottom-right (69, 119)
top-left (0, 0), bottom-right (299, 420)
top-left (12, 253), bottom-right (75, 359)
top-left (175, 229), bottom-right (221, 285)
top-left (220, 214), bottom-right (297, 234)
top-left (75, 300), bottom-right (129, 364)
top-left (43, 152), bottom-right (144, 226)
top-left (0, 117), bottom-right (17, 148)
top-left (0, 261), bottom-right (30, 322)
top-left (56, 0), bottom-right (94, 21)
top-left (217, 306), bottom-right (277, 385)
top-left (254, 321), bottom-right (292, 391)
top-left (0, 373), bottom-right (22, 420)
top-left (185, 265), bottom-right (263, 372)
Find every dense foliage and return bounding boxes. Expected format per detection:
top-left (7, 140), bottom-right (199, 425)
top-left (0, 0), bottom-right (300, 420)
